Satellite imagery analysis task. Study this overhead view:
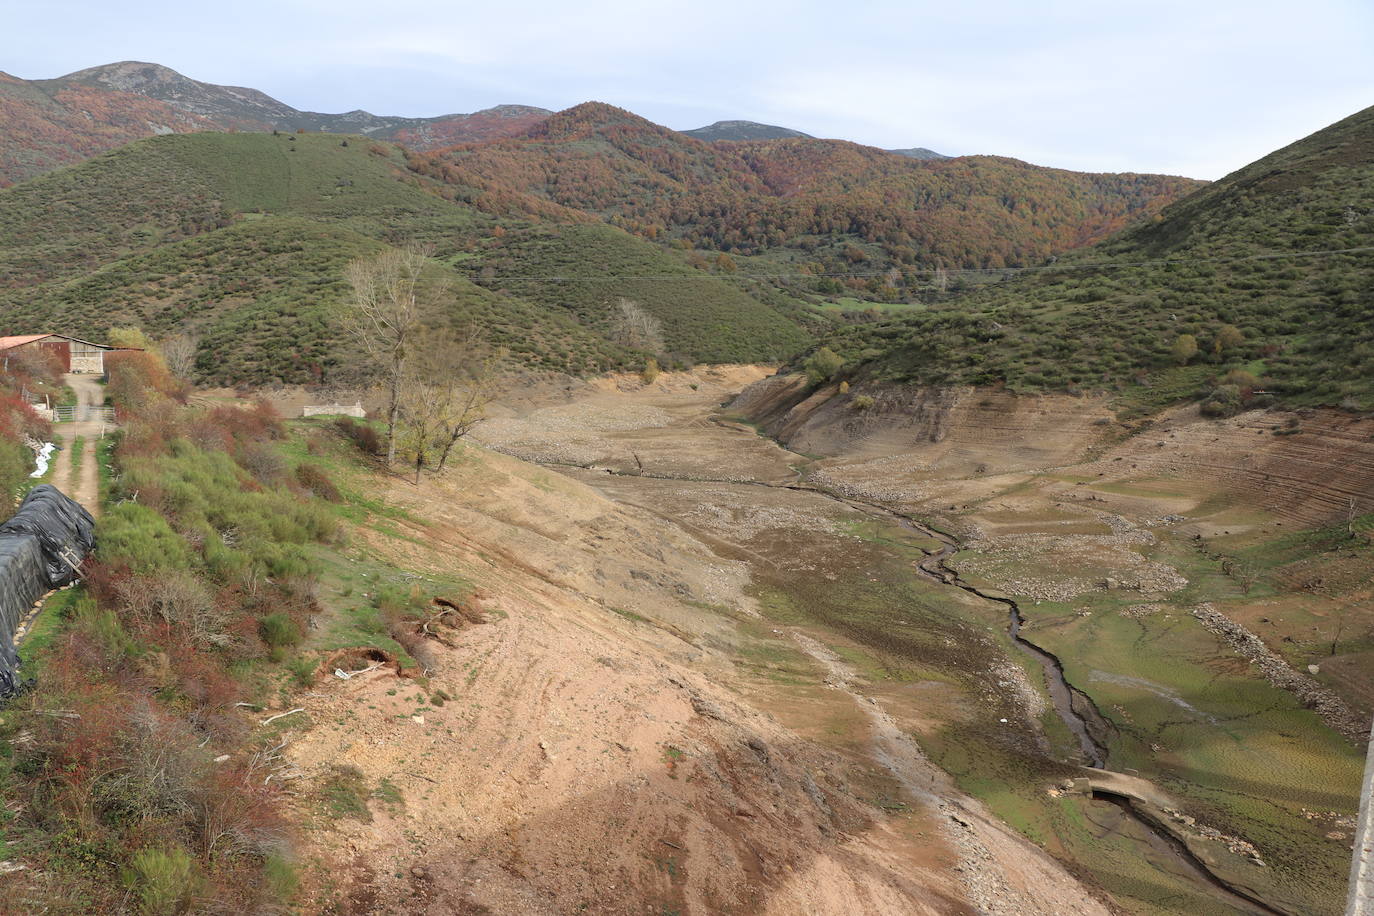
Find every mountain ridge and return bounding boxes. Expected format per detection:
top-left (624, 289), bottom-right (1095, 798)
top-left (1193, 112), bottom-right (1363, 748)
top-left (0, 60), bottom-right (1116, 190)
top-left (0, 61), bottom-right (553, 185)
top-left (683, 119), bottom-right (813, 141)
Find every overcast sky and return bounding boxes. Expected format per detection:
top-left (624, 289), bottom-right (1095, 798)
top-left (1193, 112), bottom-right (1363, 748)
top-left (7, 0), bottom-right (1373, 179)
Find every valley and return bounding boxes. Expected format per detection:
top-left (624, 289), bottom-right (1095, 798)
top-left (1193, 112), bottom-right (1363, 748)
top-left (242, 366), bottom-right (1363, 914)
top-left (0, 44), bottom-right (1369, 916)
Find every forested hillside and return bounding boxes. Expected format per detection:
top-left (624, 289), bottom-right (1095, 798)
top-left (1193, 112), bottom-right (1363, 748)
top-left (0, 71), bottom-right (208, 187)
top-left (809, 104), bottom-right (1374, 409)
top-left (409, 102), bottom-right (1202, 283)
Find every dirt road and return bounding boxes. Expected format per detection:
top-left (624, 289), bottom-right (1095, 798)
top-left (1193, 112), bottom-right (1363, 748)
top-left (46, 373), bottom-right (105, 515)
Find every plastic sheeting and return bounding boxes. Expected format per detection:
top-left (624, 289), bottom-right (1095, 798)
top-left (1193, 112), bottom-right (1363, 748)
top-left (0, 485), bottom-right (96, 588)
top-left (0, 485), bottom-right (96, 696)
top-left (29, 442), bottom-right (55, 479)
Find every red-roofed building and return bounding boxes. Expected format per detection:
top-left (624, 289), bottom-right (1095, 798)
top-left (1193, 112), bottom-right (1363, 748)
top-left (0, 334), bottom-right (133, 374)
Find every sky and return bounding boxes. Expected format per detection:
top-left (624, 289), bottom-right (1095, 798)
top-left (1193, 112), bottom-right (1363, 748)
top-left (6, 0), bottom-right (1373, 180)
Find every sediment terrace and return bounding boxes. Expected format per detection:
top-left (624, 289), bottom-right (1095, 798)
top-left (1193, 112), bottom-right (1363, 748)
top-left (270, 366), bottom-right (1373, 914)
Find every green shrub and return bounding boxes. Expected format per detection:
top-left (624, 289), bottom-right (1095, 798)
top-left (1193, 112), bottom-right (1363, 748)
top-left (1171, 334), bottom-right (1199, 365)
top-left (851, 395), bottom-right (875, 410)
top-left (319, 765), bottom-right (372, 822)
top-left (263, 855), bottom-right (299, 901)
top-left (126, 845), bottom-right (197, 915)
top-left (98, 503), bottom-right (193, 574)
top-left (1201, 384), bottom-right (1243, 417)
top-left (805, 347), bottom-right (844, 384)
top-left (286, 654), bottom-right (317, 686)
top-left (73, 597), bottom-right (140, 660)
top-left (1221, 368), bottom-right (1260, 389)
top-left (259, 613), bottom-right (302, 649)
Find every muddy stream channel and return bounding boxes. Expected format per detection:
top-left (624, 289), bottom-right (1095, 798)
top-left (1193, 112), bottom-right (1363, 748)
top-left (499, 411), bottom-right (1288, 915)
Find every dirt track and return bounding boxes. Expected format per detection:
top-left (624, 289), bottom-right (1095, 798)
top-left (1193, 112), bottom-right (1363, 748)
top-left (46, 373), bottom-right (104, 515)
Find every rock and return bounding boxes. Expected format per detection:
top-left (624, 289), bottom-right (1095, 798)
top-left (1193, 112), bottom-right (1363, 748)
top-left (1307, 664), bottom-right (1320, 675)
top-left (1104, 578), bottom-right (1119, 589)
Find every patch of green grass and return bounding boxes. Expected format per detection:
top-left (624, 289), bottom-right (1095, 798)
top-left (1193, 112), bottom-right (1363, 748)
top-left (65, 435), bottom-right (85, 489)
top-left (609, 606), bottom-right (648, 624)
top-left (318, 765), bottom-right (372, 822)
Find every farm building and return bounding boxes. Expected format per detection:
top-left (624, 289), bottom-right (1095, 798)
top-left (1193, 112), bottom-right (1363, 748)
top-left (0, 334), bottom-right (133, 374)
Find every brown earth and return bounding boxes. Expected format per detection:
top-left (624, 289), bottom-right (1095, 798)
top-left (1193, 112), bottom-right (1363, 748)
top-left (737, 375), bottom-right (1374, 532)
top-left (270, 367), bottom-right (1373, 914)
top-left (277, 368), bottom-right (1113, 915)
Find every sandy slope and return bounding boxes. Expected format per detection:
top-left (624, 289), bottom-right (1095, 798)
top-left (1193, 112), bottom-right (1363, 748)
top-left (284, 369), bottom-right (1111, 915)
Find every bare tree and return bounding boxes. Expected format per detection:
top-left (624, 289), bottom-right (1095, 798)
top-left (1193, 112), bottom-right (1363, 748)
top-left (160, 333), bottom-right (200, 380)
top-left (342, 245), bottom-right (442, 466)
top-left (396, 328), bottom-right (499, 483)
top-left (610, 298), bottom-right (665, 353)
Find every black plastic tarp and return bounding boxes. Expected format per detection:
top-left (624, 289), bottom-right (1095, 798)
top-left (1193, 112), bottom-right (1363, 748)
top-left (0, 484), bottom-right (96, 588)
top-left (0, 485), bottom-right (96, 696)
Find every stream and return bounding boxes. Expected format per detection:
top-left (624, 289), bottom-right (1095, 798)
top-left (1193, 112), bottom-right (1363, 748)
top-left (901, 518), bottom-right (1112, 767)
top-left (486, 421), bottom-right (1291, 914)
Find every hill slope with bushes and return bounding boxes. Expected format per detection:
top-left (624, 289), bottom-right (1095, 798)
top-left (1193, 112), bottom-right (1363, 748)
top-left (0, 132), bottom-right (819, 381)
top-left (810, 103), bottom-right (1374, 410)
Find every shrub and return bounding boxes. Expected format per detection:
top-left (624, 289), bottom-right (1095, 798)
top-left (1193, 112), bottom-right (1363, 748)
top-left (1201, 384), bottom-right (1243, 417)
top-left (126, 845), bottom-right (198, 916)
top-left (113, 571), bottom-right (224, 643)
top-left (334, 417), bottom-right (382, 456)
top-left (851, 395), bottom-right (875, 410)
top-left (1171, 334), bottom-right (1199, 366)
top-left (263, 855), bottom-right (299, 901)
top-left (641, 357), bottom-right (660, 385)
top-left (294, 463), bottom-right (342, 501)
top-left (258, 613), bottom-right (302, 649)
top-left (238, 442), bottom-right (286, 484)
top-left (319, 765), bottom-right (372, 822)
top-left (286, 654), bottom-right (317, 687)
top-left (1221, 369), bottom-right (1260, 389)
top-left (99, 503), bottom-right (194, 574)
top-left (1213, 324), bottom-right (1245, 354)
top-left (805, 347), bottom-right (844, 384)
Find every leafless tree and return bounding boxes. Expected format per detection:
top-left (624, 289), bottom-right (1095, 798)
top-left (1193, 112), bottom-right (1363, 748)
top-left (396, 327), bottom-right (499, 483)
top-left (342, 245), bottom-right (442, 466)
top-left (610, 298), bottom-right (664, 353)
top-left (160, 333), bottom-right (200, 380)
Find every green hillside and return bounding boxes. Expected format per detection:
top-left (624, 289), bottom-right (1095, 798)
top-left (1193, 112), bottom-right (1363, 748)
top-left (475, 224), bottom-right (821, 363)
top-left (0, 132), bottom-right (819, 382)
top-left (817, 104), bottom-right (1374, 409)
